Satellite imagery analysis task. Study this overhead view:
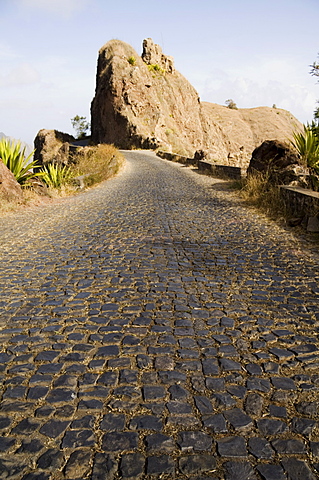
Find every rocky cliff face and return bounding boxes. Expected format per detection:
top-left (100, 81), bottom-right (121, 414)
top-left (91, 38), bottom-right (203, 155)
top-left (91, 38), bottom-right (302, 168)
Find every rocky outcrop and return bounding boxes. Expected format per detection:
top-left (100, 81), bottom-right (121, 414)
top-left (91, 38), bottom-right (303, 168)
top-left (34, 129), bottom-right (75, 166)
top-left (247, 140), bottom-right (309, 186)
top-left (200, 103), bottom-right (302, 167)
top-left (91, 39), bottom-right (203, 155)
top-left (0, 161), bottom-right (23, 202)
top-left (141, 38), bottom-right (175, 74)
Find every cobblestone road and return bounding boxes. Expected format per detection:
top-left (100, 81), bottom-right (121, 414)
top-left (0, 150), bottom-right (319, 480)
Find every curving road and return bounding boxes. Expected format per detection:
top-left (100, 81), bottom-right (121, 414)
top-left (0, 150), bottom-right (318, 479)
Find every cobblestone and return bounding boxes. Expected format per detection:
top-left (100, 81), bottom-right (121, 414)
top-left (0, 150), bottom-right (319, 478)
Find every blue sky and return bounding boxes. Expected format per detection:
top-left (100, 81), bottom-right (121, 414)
top-left (1, 0), bottom-right (318, 145)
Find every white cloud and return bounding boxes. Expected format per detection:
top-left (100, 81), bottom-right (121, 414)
top-left (0, 63), bottom-right (40, 87)
top-left (17, 0), bottom-right (90, 17)
top-left (192, 63), bottom-right (317, 125)
top-left (0, 97), bottom-right (52, 110)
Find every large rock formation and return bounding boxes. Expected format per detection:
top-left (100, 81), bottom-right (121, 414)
top-left (91, 38), bottom-right (203, 155)
top-left (91, 38), bottom-right (303, 168)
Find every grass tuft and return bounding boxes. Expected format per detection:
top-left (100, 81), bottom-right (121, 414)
top-left (74, 144), bottom-right (124, 188)
top-left (127, 56), bottom-right (136, 66)
top-left (0, 144), bottom-right (124, 217)
top-left (234, 171), bottom-right (286, 218)
top-left (148, 64), bottom-right (165, 75)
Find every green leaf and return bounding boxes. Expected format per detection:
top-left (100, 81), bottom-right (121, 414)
top-left (40, 163), bottom-right (73, 188)
top-left (0, 138), bottom-right (43, 185)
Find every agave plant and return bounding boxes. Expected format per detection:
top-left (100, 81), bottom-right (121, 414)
top-left (0, 138), bottom-right (43, 185)
top-left (41, 162), bottom-right (73, 189)
top-left (291, 125), bottom-right (319, 173)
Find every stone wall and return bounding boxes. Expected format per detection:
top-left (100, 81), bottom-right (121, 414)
top-left (157, 151), bottom-right (244, 180)
top-left (280, 186), bottom-right (319, 232)
top-left (197, 161), bottom-right (244, 180)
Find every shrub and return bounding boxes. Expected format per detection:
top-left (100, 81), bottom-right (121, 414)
top-left (235, 170), bottom-right (286, 217)
top-left (41, 163), bottom-right (74, 189)
top-left (127, 56), bottom-right (136, 66)
top-left (71, 115), bottom-right (90, 139)
top-left (148, 64), bottom-right (165, 74)
top-left (291, 125), bottom-right (319, 174)
top-left (225, 99), bottom-right (238, 109)
top-left (74, 144), bottom-right (124, 188)
top-left (0, 138), bottom-right (42, 185)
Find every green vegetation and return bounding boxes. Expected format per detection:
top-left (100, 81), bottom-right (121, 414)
top-left (40, 144), bottom-right (124, 192)
top-left (165, 128), bottom-right (175, 136)
top-left (71, 115), bottom-right (91, 139)
top-left (310, 54), bottom-right (319, 81)
top-left (225, 99), bottom-right (238, 110)
top-left (148, 64), bottom-right (165, 75)
top-left (0, 141), bottom-right (124, 216)
top-left (291, 126), bottom-right (319, 174)
top-left (40, 163), bottom-right (74, 189)
top-left (0, 138), bottom-right (42, 185)
top-left (310, 54), bottom-right (319, 127)
top-left (127, 56), bottom-right (136, 66)
top-left (234, 171), bottom-right (285, 218)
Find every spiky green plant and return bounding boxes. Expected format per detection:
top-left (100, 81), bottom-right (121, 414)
top-left (127, 56), bottom-right (136, 66)
top-left (148, 63), bottom-right (165, 74)
top-left (0, 138), bottom-right (42, 185)
top-left (41, 163), bottom-right (73, 189)
top-left (291, 126), bottom-right (319, 173)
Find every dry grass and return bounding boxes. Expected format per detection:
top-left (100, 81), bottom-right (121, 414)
top-left (0, 144), bottom-right (124, 217)
top-left (235, 171), bottom-right (287, 218)
top-left (0, 189), bottom-right (54, 217)
top-left (74, 144), bottom-right (124, 188)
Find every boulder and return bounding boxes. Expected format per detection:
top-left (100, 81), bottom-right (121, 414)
top-left (0, 161), bottom-right (23, 202)
top-left (91, 38), bottom-right (303, 168)
top-left (34, 129), bottom-right (75, 167)
top-left (247, 140), bottom-right (309, 186)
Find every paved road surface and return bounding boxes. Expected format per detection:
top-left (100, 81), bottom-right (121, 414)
top-left (0, 151), bottom-right (318, 479)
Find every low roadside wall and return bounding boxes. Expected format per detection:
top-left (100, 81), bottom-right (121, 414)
top-left (280, 186), bottom-right (319, 216)
top-left (156, 151), bottom-right (197, 167)
top-left (197, 161), bottom-right (244, 180)
top-left (280, 185), bottom-right (319, 231)
top-left (156, 151), bottom-right (244, 179)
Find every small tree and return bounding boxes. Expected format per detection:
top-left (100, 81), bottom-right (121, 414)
top-left (225, 99), bottom-right (238, 110)
top-left (310, 54), bottom-right (319, 127)
top-left (71, 115), bottom-right (90, 139)
top-left (310, 54), bottom-right (319, 79)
